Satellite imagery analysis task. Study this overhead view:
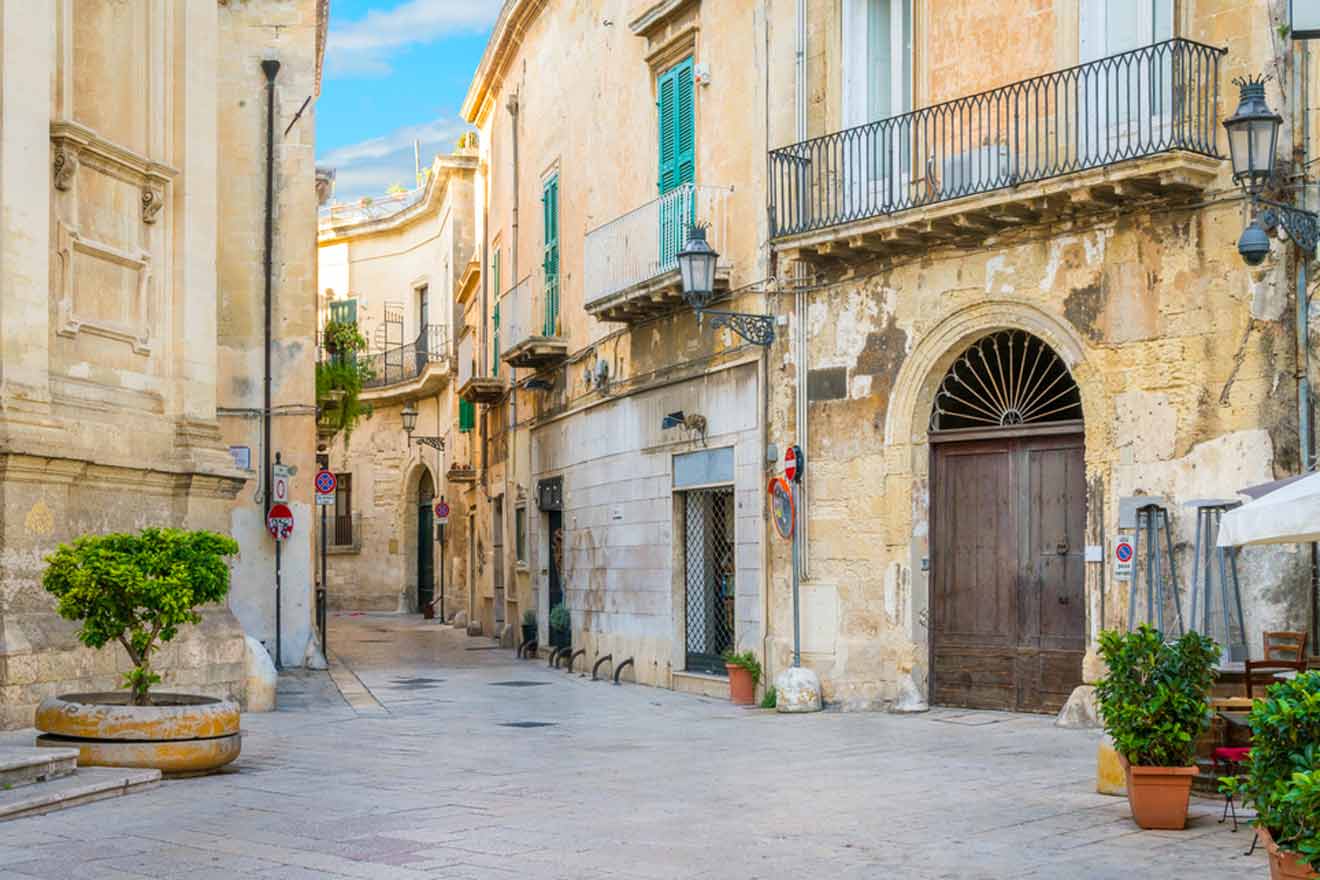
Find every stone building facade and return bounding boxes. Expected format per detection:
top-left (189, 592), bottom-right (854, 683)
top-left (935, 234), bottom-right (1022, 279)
top-left (0, 0), bottom-right (326, 728)
top-left (762, 0), bottom-right (1320, 710)
top-left (316, 150), bottom-right (478, 615)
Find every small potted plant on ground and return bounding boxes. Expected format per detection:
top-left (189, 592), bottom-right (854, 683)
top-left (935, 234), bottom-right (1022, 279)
top-left (35, 528), bottom-right (244, 774)
top-left (521, 609), bottom-right (538, 647)
top-left (1222, 671), bottom-right (1320, 879)
top-left (723, 650), bottom-right (762, 706)
top-left (548, 603), bottom-right (571, 650)
top-left (1095, 625), bottom-right (1219, 830)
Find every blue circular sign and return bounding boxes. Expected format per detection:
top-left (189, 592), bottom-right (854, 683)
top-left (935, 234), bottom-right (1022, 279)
top-left (1115, 542), bottom-right (1133, 563)
top-left (315, 469), bottom-right (337, 495)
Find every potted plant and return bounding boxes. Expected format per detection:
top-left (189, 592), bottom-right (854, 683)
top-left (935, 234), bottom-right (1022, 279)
top-left (1221, 671), bottom-right (1320, 879)
top-left (723, 650), bottom-right (762, 706)
top-left (521, 609), bottom-right (538, 646)
top-left (35, 528), bottom-right (244, 774)
top-left (317, 319), bottom-right (372, 443)
top-left (548, 603), bottom-right (571, 649)
top-left (1095, 625), bottom-right (1219, 830)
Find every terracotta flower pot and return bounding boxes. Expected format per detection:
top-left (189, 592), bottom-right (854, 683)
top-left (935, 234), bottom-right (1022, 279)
top-left (35, 693), bottom-right (240, 775)
top-left (726, 663), bottom-right (755, 705)
top-left (1259, 826), bottom-right (1320, 880)
top-left (1122, 761), bottom-right (1199, 830)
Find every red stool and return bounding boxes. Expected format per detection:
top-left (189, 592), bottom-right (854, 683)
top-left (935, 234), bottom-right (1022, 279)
top-left (1212, 747), bottom-right (1252, 831)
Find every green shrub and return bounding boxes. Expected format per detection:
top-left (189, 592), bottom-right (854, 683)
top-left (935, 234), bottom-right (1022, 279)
top-left (1095, 625), bottom-right (1219, 767)
top-left (521, 609), bottom-right (537, 627)
top-left (722, 650), bottom-right (762, 687)
top-left (548, 603), bottom-right (570, 631)
top-left (1223, 671), bottom-right (1320, 868)
top-left (42, 529), bottom-right (239, 706)
top-left (760, 686), bottom-right (777, 709)
top-left (317, 320), bottom-right (372, 443)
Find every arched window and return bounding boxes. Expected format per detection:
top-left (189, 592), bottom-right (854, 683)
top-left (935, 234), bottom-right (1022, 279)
top-left (930, 330), bottom-right (1081, 432)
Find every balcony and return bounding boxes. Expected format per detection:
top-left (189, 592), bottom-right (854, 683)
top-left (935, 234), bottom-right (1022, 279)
top-left (456, 329), bottom-right (504, 403)
top-left (768, 39), bottom-right (1226, 264)
top-left (355, 325), bottom-right (450, 403)
top-left (584, 183), bottom-right (734, 324)
top-left (500, 275), bottom-right (567, 369)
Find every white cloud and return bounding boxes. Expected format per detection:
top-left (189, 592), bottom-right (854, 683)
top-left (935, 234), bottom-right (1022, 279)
top-left (327, 0), bottom-right (502, 77)
top-left (319, 115), bottom-right (472, 202)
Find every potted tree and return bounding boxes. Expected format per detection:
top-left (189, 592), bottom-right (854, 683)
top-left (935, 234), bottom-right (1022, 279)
top-left (521, 609), bottom-right (538, 647)
top-left (548, 603), bottom-right (571, 650)
top-left (1095, 625), bottom-right (1219, 830)
top-left (1222, 671), bottom-right (1320, 879)
top-left (317, 319), bottom-right (372, 443)
top-left (723, 650), bottom-right (761, 706)
top-left (35, 528), bottom-right (244, 774)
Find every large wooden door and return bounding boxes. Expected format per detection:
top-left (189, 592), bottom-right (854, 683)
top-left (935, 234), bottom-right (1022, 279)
top-left (932, 434), bottom-right (1085, 713)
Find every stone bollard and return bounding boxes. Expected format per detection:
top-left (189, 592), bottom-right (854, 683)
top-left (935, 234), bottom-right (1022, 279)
top-left (243, 636), bottom-right (277, 712)
top-left (1097, 733), bottom-right (1126, 796)
top-left (774, 667), bottom-right (822, 713)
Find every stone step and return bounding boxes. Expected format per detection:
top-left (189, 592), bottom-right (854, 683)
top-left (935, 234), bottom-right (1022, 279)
top-left (0, 747), bottom-right (78, 791)
top-left (671, 670), bottom-right (731, 700)
top-left (0, 765), bottom-right (160, 822)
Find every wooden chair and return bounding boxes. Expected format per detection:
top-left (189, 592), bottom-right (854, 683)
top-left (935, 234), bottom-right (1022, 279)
top-left (1244, 631), bottom-right (1309, 698)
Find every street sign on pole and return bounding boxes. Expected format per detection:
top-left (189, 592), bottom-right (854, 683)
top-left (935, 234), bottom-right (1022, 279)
top-left (314, 469), bottom-right (336, 507)
top-left (784, 445), bottom-right (804, 482)
top-left (433, 498), bottom-right (450, 526)
top-left (1114, 535), bottom-right (1135, 581)
top-left (267, 503), bottom-right (294, 541)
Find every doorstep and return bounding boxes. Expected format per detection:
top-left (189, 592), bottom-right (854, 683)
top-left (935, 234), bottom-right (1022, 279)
top-left (0, 761), bottom-right (159, 821)
top-left (672, 671), bottom-right (729, 700)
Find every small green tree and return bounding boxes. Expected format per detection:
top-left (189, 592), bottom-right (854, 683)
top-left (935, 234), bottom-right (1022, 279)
top-left (42, 528), bottom-right (239, 706)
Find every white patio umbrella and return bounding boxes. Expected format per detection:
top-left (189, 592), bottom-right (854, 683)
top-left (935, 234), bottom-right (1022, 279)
top-left (1218, 470), bottom-right (1320, 547)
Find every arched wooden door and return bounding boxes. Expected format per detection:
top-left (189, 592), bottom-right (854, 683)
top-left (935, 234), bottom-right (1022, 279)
top-left (417, 471), bottom-right (434, 612)
top-left (929, 331), bottom-right (1086, 714)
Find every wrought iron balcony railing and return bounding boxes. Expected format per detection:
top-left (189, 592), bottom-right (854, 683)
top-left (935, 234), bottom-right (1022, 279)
top-left (768, 39), bottom-right (1225, 239)
top-left (584, 183), bottom-right (734, 307)
top-left (360, 324), bottom-right (447, 389)
top-left (457, 330), bottom-right (475, 389)
top-left (500, 275), bottom-right (544, 356)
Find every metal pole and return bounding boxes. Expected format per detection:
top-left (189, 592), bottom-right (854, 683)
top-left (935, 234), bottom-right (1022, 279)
top-left (320, 500), bottom-right (328, 657)
top-left (439, 519), bottom-right (446, 623)
top-left (261, 60), bottom-right (279, 669)
top-left (791, 481), bottom-right (801, 668)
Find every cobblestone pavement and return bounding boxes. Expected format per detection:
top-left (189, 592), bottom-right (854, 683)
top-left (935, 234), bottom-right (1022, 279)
top-left (0, 613), bottom-right (1267, 879)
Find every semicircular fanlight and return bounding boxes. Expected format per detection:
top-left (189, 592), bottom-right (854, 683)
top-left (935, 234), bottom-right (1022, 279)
top-left (930, 330), bottom-right (1082, 432)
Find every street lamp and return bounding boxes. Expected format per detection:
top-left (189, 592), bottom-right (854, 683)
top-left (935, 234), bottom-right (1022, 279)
top-left (676, 223), bottom-right (775, 346)
top-left (1223, 75), bottom-right (1318, 266)
top-left (400, 402), bottom-right (444, 451)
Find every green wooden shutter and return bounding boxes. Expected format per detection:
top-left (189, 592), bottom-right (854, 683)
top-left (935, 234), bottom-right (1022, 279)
top-left (492, 249), bottom-right (501, 376)
top-left (542, 176), bottom-right (559, 337)
top-left (657, 57), bottom-right (694, 195)
top-left (459, 397), bottom-right (474, 433)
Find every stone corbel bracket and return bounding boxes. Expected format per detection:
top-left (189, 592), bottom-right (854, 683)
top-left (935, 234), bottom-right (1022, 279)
top-left (49, 120), bottom-right (178, 223)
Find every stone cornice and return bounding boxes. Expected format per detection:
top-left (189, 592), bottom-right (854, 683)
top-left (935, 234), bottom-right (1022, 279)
top-left (317, 153), bottom-right (478, 244)
top-left (461, 0), bottom-right (551, 125)
top-left (0, 454), bottom-right (246, 500)
top-left (629, 0), bottom-right (699, 38)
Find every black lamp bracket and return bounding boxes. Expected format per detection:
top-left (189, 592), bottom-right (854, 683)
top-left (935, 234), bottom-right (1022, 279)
top-left (1253, 195), bottom-right (1320, 255)
top-left (412, 436), bottom-right (445, 451)
top-left (697, 309), bottom-right (776, 347)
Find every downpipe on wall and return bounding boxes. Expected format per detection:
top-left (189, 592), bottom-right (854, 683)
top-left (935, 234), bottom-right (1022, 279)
top-left (261, 58), bottom-right (281, 668)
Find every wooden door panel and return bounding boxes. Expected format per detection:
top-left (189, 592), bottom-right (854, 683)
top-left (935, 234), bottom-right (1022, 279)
top-left (932, 647), bottom-right (1016, 710)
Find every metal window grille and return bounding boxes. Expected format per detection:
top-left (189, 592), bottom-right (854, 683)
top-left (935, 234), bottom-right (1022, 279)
top-left (683, 488), bottom-right (735, 675)
top-left (333, 474), bottom-right (353, 545)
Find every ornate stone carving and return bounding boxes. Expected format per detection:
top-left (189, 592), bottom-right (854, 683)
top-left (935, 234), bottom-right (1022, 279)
top-left (53, 147), bottom-right (78, 191)
top-left (141, 188), bottom-right (163, 224)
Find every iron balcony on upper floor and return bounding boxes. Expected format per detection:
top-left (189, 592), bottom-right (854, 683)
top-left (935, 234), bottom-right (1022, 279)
top-left (584, 183), bottom-right (734, 324)
top-left (768, 39), bottom-right (1226, 263)
top-left (500, 274), bottom-right (568, 369)
top-left (319, 324), bottom-right (450, 406)
top-left (457, 327), bottom-right (506, 403)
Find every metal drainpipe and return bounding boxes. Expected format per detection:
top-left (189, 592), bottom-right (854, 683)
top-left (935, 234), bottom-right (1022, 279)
top-left (1298, 41), bottom-right (1319, 650)
top-left (260, 59), bottom-right (280, 663)
top-left (793, 0), bottom-right (810, 581)
top-left (506, 90), bottom-right (520, 630)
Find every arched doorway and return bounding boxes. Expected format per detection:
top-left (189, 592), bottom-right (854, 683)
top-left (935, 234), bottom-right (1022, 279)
top-left (929, 330), bottom-right (1086, 713)
top-left (417, 470), bottom-right (435, 613)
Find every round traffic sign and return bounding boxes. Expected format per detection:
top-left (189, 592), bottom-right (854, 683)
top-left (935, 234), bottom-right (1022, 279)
top-left (434, 499), bottom-right (450, 519)
top-left (769, 477), bottom-right (794, 540)
top-left (784, 444), bottom-right (804, 482)
top-left (1115, 541), bottom-right (1134, 563)
top-left (314, 469), bottom-right (337, 495)
top-left (266, 503), bottom-right (294, 541)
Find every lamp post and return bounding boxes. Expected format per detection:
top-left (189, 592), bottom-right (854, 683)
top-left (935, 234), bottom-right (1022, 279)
top-left (401, 402), bottom-right (444, 451)
top-left (676, 224), bottom-right (775, 346)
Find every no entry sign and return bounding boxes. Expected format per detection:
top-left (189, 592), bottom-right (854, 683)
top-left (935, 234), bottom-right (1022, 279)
top-left (267, 503), bottom-right (294, 541)
top-left (784, 444), bottom-right (804, 482)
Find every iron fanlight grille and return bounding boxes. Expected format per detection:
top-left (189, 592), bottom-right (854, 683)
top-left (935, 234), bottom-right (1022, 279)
top-left (684, 488), bottom-right (735, 675)
top-left (931, 330), bottom-right (1081, 432)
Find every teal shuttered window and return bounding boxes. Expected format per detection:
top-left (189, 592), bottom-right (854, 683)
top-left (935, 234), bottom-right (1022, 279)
top-left (492, 248), bottom-right (501, 375)
top-left (541, 176), bottom-right (559, 337)
top-left (459, 397), bottom-right (475, 433)
top-left (657, 57), bottom-right (695, 267)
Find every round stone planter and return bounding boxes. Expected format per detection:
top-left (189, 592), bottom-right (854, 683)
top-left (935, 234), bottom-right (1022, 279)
top-left (35, 693), bottom-right (240, 775)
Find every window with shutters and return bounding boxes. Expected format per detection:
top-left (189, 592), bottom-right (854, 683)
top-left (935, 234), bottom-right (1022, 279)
top-left (541, 175), bottom-right (559, 337)
top-left (327, 298), bottom-right (357, 326)
top-left (657, 57), bottom-right (695, 268)
top-left (491, 248), bottom-right (501, 375)
top-left (333, 474), bottom-right (353, 546)
top-left (459, 397), bottom-right (475, 433)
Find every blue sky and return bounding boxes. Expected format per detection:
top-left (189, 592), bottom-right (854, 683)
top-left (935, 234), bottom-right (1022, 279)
top-left (317, 0), bottom-right (502, 202)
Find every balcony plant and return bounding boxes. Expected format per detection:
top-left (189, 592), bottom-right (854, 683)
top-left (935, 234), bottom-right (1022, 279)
top-left (1221, 671), bottom-right (1320, 879)
top-left (317, 319), bottom-right (372, 443)
top-left (1095, 625), bottom-right (1219, 830)
top-left (723, 650), bottom-right (762, 706)
top-left (35, 528), bottom-right (244, 774)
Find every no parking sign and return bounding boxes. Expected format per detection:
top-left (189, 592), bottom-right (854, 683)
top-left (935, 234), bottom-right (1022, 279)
top-left (1113, 535), bottom-right (1134, 581)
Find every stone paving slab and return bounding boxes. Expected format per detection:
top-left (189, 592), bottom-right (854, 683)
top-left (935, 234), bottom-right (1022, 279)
top-left (0, 612), bottom-right (1270, 879)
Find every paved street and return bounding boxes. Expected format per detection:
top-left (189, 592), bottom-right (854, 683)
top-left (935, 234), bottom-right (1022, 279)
top-left (0, 613), bottom-right (1266, 879)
